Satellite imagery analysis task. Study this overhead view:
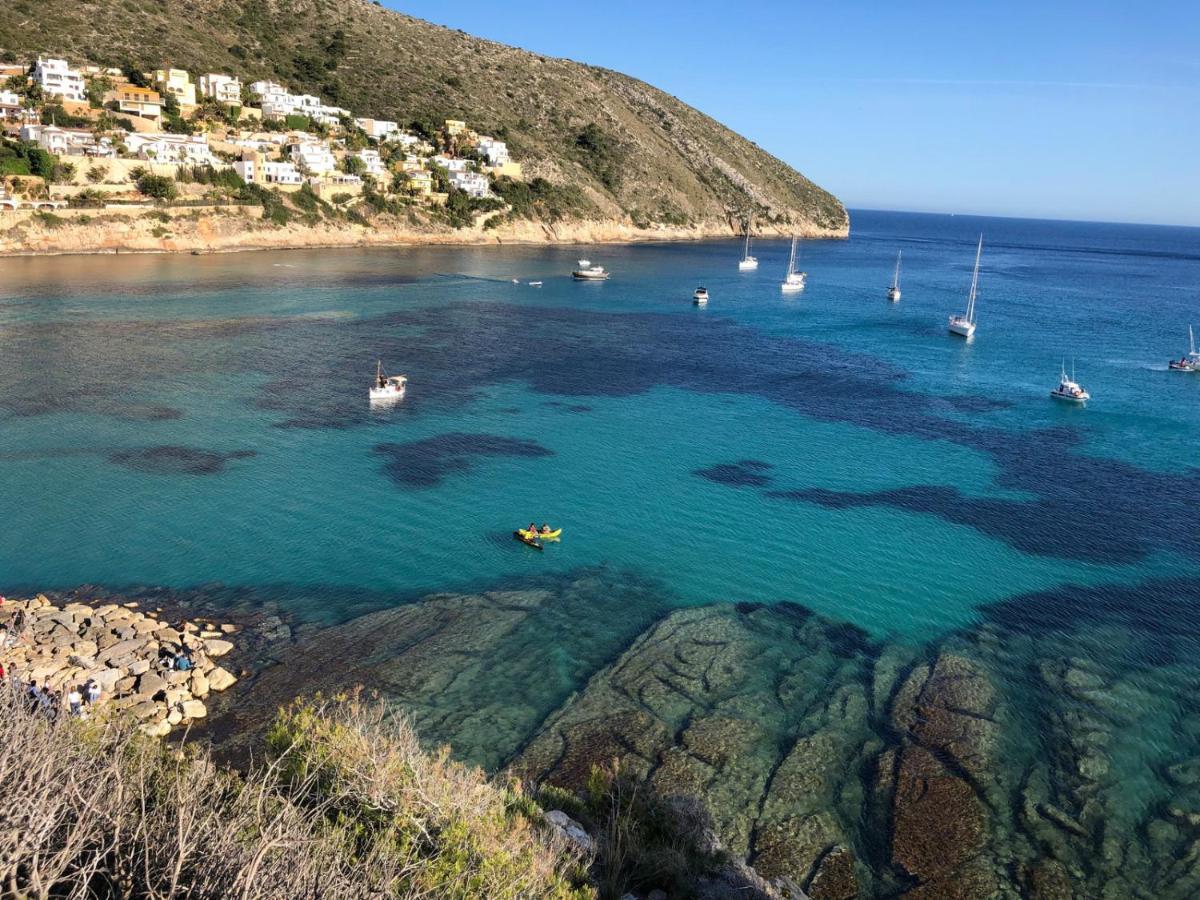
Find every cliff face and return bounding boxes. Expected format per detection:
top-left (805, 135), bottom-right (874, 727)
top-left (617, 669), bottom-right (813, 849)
top-left (0, 0), bottom-right (847, 236)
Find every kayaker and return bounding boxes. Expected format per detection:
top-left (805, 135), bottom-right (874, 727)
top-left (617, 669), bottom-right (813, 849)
top-left (527, 522), bottom-right (537, 535)
top-left (540, 523), bottom-right (553, 535)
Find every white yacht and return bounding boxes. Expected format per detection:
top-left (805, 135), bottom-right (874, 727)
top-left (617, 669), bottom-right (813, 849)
top-left (692, 286), bottom-right (709, 305)
top-left (738, 217), bottom-right (758, 271)
top-left (369, 361), bottom-right (407, 402)
top-left (1050, 361), bottom-right (1090, 403)
top-left (887, 251), bottom-right (902, 302)
top-left (948, 235), bottom-right (983, 338)
top-left (780, 235), bottom-right (806, 293)
top-left (571, 259), bottom-right (610, 280)
top-left (1168, 325), bottom-right (1199, 372)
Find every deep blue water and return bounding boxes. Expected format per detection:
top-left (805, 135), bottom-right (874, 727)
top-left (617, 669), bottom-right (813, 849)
top-left (1, 210), bottom-right (1198, 642)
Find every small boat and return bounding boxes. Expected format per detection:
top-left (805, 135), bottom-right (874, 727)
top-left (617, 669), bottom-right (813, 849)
top-left (1168, 325), bottom-right (1199, 372)
top-left (572, 259), bottom-right (610, 280)
top-left (369, 360), bottom-right (407, 401)
top-left (692, 286), bottom-right (709, 305)
top-left (781, 235), bottom-right (806, 293)
top-left (517, 528), bottom-right (562, 542)
top-left (529, 281), bottom-right (543, 287)
top-left (513, 530), bottom-right (544, 550)
top-left (738, 216), bottom-right (758, 271)
top-left (887, 251), bottom-right (902, 302)
top-left (948, 235), bottom-right (983, 338)
top-left (1050, 361), bottom-right (1090, 403)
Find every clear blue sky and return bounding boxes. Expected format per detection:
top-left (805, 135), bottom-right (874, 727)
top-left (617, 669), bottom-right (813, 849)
top-left (384, 1), bottom-right (1199, 226)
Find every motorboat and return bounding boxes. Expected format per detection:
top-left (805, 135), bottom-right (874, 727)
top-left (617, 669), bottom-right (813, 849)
top-left (528, 281), bottom-right (543, 287)
top-left (1168, 325), bottom-right (1199, 372)
top-left (571, 259), bottom-right (610, 280)
top-left (1050, 361), bottom-right (1090, 403)
top-left (693, 286), bottom-right (709, 305)
top-left (738, 216), bottom-right (758, 271)
top-left (948, 235), bottom-right (983, 338)
top-left (369, 360), bottom-right (407, 401)
top-left (887, 251), bottom-right (902, 301)
top-left (781, 235), bottom-right (806, 292)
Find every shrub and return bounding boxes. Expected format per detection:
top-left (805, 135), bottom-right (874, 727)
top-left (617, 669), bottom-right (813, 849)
top-left (32, 212), bottom-right (66, 229)
top-left (136, 173), bottom-right (177, 201)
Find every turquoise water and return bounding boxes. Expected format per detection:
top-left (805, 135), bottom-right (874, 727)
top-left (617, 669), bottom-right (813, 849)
top-left (2, 210), bottom-right (1198, 640)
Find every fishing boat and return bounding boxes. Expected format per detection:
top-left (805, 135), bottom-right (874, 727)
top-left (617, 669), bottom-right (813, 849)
top-left (692, 286), bottom-right (709, 305)
top-left (738, 217), bottom-right (758, 271)
top-left (780, 235), bottom-right (806, 293)
top-left (369, 360), bottom-right (407, 401)
top-left (1050, 361), bottom-right (1090, 403)
top-left (948, 235), bottom-right (983, 338)
top-left (887, 251), bottom-right (902, 302)
top-left (571, 260), bottom-right (610, 280)
top-left (1168, 325), bottom-right (1200, 372)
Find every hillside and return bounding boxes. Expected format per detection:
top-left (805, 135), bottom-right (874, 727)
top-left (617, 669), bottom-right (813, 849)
top-left (0, 0), bottom-right (848, 236)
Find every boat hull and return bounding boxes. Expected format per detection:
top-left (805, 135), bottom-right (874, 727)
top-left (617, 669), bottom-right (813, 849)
top-left (948, 317), bottom-right (976, 338)
top-left (369, 388), bottom-right (405, 401)
top-left (572, 272), bottom-right (609, 280)
top-left (1168, 361), bottom-right (1198, 372)
top-left (738, 259), bottom-right (758, 271)
top-left (1051, 390), bottom-right (1089, 403)
top-left (693, 298), bottom-right (707, 306)
top-left (780, 282), bottom-right (805, 293)
top-left (887, 288), bottom-right (901, 302)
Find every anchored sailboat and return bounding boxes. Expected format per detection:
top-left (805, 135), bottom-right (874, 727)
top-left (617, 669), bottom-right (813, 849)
top-left (1168, 325), bottom-right (1199, 372)
top-left (780, 235), bottom-right (806, 292)
top-left (948, 235), bottom-right (983, 338)
top-left (887, 251), bottom-right (902, 302)
top-left (738, 216), bottom-right (758, 271)
top-left (369, 360), bottom-right (407, 402)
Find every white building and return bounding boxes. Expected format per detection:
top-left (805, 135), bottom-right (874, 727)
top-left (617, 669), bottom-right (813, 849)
top-left (477, 137), bottom-right (509, 167)
top-left (450, 170), bottom-right (491, 198)
top-left (233, 159), bottom-right (256, 184)
top-left (248, 80), bottom-right (288, 100)
top-left (0, 90), bottom-right (19, 107)
top-left (33, 57), bottom-right (86, 103)
top-left (125, 132), bottom-right (218, 166)
top-left (432, 154), bottom-right (469, 174)
top-left (355, 117), bottom-right (398, 140)
top-left (20, 123), bottom-right (70, 154)
top-left (260, 96), bottom-right (300, 120)
top-left (235, 158), bottom-right (303, 186)
top-left (289, 141), bottom-right (337, 175)
top-left (199, 74), bottom-right (242, 105)
top-left (354, 149), bottom-right (385, 177)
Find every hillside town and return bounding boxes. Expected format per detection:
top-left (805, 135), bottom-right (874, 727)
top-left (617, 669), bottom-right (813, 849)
top-left (0, 55), bottom-right (522, 224)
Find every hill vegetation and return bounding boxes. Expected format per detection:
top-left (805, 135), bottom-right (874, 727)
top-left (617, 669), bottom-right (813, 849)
top-left (0, 0), bottom-right (847, 235)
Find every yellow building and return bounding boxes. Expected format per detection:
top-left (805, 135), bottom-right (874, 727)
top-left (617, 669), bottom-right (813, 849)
top-left (405, 170), bottom-right (434, 197)
top-left (107, 83), bottom-right (163, 119)
top-left (443, 119), bottom-right (467, 137)
top-left (153, 68), bottom-right (197, 107)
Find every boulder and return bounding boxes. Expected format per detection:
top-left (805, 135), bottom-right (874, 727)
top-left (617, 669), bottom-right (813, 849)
top-left (207, 666), bottom-right (237, 691)
top-left (137, 673), bottom-right (168, 697)
top-left (128, 659), bottom-right (151, 676)
top-left (189, 670), bottom-right (210, 698)
top-left (140, 719), bottom-right (171, 737)
top-left (544, 810), bottom-right (594, 854)
top-left (203, 639), bottom-right (234, 657)
top-left (130, 700), bottom-right (161, 720)
top-left (181, 699), bottom-right (207, 720)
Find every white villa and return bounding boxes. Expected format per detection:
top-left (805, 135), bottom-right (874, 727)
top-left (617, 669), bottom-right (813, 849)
top-left (432, 154), bottom-right (469, 174)
top-left (20, 123), bottom-right (115, 157)
top-left (354, 117), bottom-right (398, 140)
top-left (354, 148), bottom-right (385, 177)
top-left (33, 57), bottom-right (85, 103)
top-left (234, 158), bottom-right (303, 186)
top-left (450, 170), bottom-right (490, 198)
top-left (289, 140), bottom-right (337, 175)
top-left (477, 137), bottom-right (509, 167)
top-left (125, 132), bottom-right (219, 166)
top-left (199, 74), bottom-right (242, 105)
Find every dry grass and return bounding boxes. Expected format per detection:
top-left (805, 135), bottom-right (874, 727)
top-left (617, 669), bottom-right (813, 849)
top-left (0, 686), bottom-right (589, 899)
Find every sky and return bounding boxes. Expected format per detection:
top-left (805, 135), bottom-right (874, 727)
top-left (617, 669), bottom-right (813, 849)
top-left (385, 1), bottom-right (1200, 226)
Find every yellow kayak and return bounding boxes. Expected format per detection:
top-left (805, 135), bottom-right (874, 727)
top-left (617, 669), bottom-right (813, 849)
top-left (518, 528), bottom-right (561, 541)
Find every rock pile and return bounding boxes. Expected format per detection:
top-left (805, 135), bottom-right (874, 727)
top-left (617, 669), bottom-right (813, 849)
top-left (0, 595), bottom-right (239, 736)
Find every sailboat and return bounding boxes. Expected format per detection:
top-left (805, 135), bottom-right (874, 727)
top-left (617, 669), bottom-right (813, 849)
top-left (369, 360), bottom-right (407, 401)
top-left (887, 251), bottom-right (902, 302)
top-left (780, 235), bottom-right (806, 292)
top-left (948, 235), bottom-right (983, 338)
top-left (738, 216), bottom-right (758, 271)
top-left (1050, 360), bottom-right (1090, 403)
top-left (1168, 325), bottom-right (1200, 372)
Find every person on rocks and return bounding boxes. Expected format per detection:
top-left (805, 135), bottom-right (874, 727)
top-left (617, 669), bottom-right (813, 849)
top-left (85, 679), bottom-right (101, 706)
top-left (67, 686), bottom-right (83, 717)
top-left (174, 651), bottom-right (192, 672)
top-left (25, 680), bottom-right (40, 711)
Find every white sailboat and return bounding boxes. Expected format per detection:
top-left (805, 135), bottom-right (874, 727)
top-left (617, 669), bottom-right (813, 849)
top-left (948, 235), bottom-right (982, 338)
top-left (887, 251), bottom-right (902, 302)
top-left (369, 360), bottom-right (407, 402)
top-left (1168, 325), bottom-right (1199, 372)
top-left (780, 235), bottom-right (806, 292)
top-left (738, 216), bottom-right (758, 271)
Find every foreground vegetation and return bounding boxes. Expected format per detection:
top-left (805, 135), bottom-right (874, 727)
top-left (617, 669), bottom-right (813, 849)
top-left (0, 689), bottom-right (728, 899)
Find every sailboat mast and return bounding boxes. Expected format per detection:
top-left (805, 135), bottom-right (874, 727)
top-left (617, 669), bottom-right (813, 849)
top-left (787, 236), bottom-right (797, 275)
top-left (744, 216), bottom-right (753, 259)
top-left (893, 251), bottom-right (902, 289)
top-left (966, 235), bottom-right (982, 322)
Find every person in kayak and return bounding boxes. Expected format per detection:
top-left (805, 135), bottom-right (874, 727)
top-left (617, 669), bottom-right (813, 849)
top-left (527, 522), bottom-right (537, 535)
top-left (540, 523), bottom-right (553, 535)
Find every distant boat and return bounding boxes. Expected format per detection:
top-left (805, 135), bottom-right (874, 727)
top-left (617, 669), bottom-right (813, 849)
top-left (887, 251), bottom-right (902, 302)
top-left (369, 360), bottom-right (407, 402)
top-left (528, 281), bottom-right (543, 287)
top-left (780, 235), bottom-right (806, 293)
top-left (571, 259), bottom-right (610, 280)
top-left (1050, 360), bottom-right (1090, 403)
top-left (692, 286), bottom-right (709, 305)
top-left (948, 235), bottom-right (982, 338)
top-left (1168, 325), bottom-right (1199, 372)
top-left (738, 216), bottom-right (758, 271)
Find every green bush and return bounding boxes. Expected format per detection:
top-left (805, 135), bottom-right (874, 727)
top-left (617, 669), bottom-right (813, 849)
top-left (135, 174), bottom-right (177, 201)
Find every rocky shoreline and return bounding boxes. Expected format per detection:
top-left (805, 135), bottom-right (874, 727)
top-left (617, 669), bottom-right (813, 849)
top-left (0, 209), bottom-right (849, 258)
top-left (0, 594), bottom-right (240, 736)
